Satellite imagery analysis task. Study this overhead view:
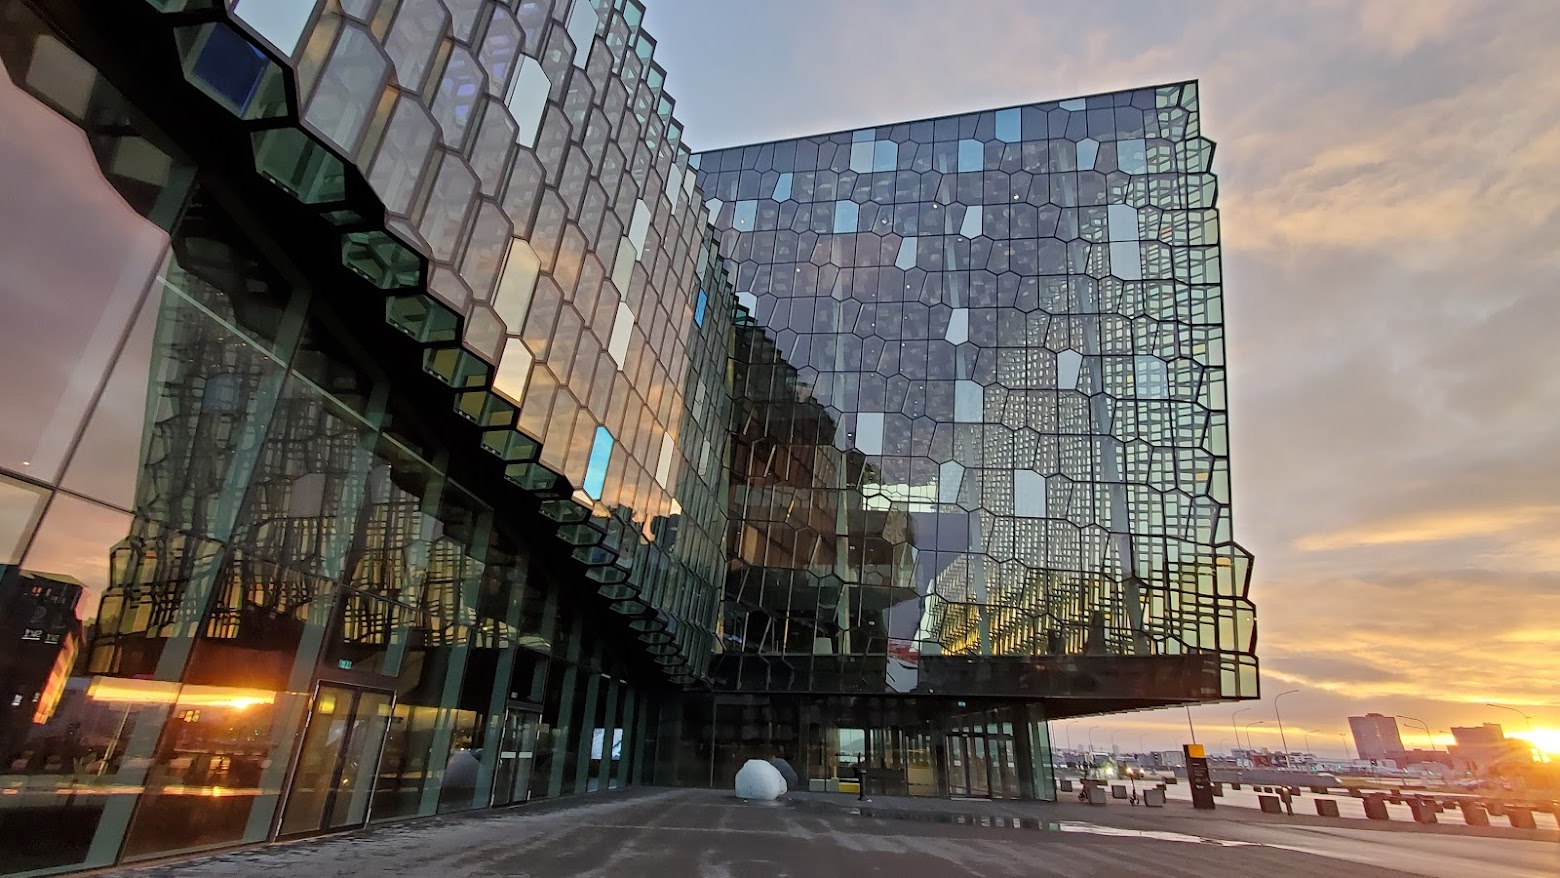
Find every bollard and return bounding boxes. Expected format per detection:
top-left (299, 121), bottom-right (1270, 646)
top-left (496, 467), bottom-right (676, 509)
top-left (1111, 784), bottom-right (1128, 799)
top-left (1230, 782), bottom-right (1241, 790)
top-left (1410, 800), bottom-right (1438, 824)
top-left (1144, 789), bottom-right (1166, 808)
top-left (1087, 785), bottom-right (1108, 805)
top-left (1290, 787), bottom-right (1303, 797)
top-left (1212, 783), bottom-right (1224, 797)
top-left (1315, 799), bottom-right (1341, 817)
top-left (1258, 795), bottom-right (1283, 814)
top-left (1363, 797), bottom-right (1390, 820)
top-left (1487, 801), bottom-right (1506, 816)
top-left (1506, 808), bottom-right (1536, 830)
top-left (1311, 786), bottom-right (1330, 795)
top-left (1059, 779), bottom-right (1073, 793)
top-left (1459, 802), bottom-right (1490, 826)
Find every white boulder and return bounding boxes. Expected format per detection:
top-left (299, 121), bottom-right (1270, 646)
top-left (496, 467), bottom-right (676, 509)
top-left (734, 758), bottom-right (788, 800)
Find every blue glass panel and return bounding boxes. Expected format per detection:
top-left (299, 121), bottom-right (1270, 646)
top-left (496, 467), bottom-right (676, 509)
top-left (772, 172), bottom-right (791, 201)
top-left (582, 426), bottom-right (613, 499)
top-left (995, 107), bottom-right (1021, 143)
top-left (957, 139), bottom-right (983, 172)
top-left (832, 200), bottom-right (858, 233)
top-left (694, 289), bottom-right (707, 326)
top-left (192, 25), bottom-right (269, 114)
top-left (872, 140), bottom-right (897, 172)
top-left (733, 199), bottom-right (756, 229)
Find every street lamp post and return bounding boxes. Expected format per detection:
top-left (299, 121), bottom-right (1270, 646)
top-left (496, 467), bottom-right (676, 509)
top-left (1397, 715), bottom-right (1438, 751)
top-left (1232, 707), bottom-right (1252, 751)
top-left (1486, 703), bottom-right (1538, 761)
top-left (1485, 703), bottom-right (1534, 733)
top-left (1338, 732), bottom-right (1349, 760)
top-left (1138, 733), bottom-right (1149, 754)
top-left (1274, 688), bottom-right (1299, 755)
top-left (1245, 720), bottom-right (1268, 751)
top-left (1087, 726), bottom-right (1101, 753)
top-left (1064, 719), bottom-right (1082, 752)
top-left (1303, 730), bottom-right (1316, 753)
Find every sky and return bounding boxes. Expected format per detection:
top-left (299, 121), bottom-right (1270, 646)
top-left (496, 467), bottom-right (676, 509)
top-left (644, 0), bottom-right (1560, 756)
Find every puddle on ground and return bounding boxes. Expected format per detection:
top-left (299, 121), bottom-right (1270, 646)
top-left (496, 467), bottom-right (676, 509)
top-left (805, 805), bottom-right (1252, 847)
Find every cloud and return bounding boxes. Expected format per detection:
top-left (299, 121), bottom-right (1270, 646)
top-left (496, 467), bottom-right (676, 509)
top-left (1295, 506), bottom-right (1560, 552)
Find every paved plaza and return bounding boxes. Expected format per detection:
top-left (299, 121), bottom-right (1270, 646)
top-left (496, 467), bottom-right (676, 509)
top-left (96, 788), bottom-right (1558, 878)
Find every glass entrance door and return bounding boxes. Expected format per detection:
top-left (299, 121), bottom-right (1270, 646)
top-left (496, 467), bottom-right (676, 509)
top-left (945, 731), bottom-right (1020, 799)
top-left (946, 732), bottom-right (990, 797)
top-left (490, 706), bottom-right (541, 806)
top-left (278, 684), bottom-right (394, 836)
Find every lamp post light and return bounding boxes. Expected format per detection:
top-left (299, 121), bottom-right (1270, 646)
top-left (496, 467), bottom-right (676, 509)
top-left (1064, 719), bottom-right (1082, 752)
top-left (1486, 703), bottom-right (1534, 734)
top-left (1274, 688), bottom-right (1300, 755)
top-left (1087, 726), bottom-right (1101, 753)
top-left (1486, 703), bottom-right (1540, 761)
top-left (1338, 732), bottom-right (1349, 760)
top-left (1232, 707), bottom-right (1252, 751)
top-left (1245, 720), bottom-right (1268, 751)
top-left (1397, 715), bottom-right (1438, 752)
top-left (1303, 730), bottom-right (1316, 753)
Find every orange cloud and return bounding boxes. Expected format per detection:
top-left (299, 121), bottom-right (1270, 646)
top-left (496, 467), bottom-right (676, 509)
top-left (1294, 506), bottom-right (1560, 551)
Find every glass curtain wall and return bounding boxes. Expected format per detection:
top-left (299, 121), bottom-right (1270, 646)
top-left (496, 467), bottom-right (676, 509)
top-left (0, 9), bottom-right (654, 876)
top-left (655, 694), bottom-right (1053, 801)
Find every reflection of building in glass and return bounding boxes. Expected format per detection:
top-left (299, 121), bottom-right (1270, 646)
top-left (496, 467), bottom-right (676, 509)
top-left (1349, 713), bottom-right (1405, 761)
top-left (0, 1), bottom-right (1255, 873)
top-left (0, 570), bottom-right (84, 752)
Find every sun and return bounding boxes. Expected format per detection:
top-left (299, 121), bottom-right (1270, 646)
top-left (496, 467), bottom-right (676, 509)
top-left (1509, 728), bottom-right (1560, 759)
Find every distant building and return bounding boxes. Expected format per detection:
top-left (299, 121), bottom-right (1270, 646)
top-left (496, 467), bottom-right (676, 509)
top-left (1349, 713), bottom-right (1405, 760)
top-left (1449, 723), bottom-right (1532, 771)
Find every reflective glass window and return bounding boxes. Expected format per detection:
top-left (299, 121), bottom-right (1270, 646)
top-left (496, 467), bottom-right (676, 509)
top-left (832, 200), bottom-right (858, 234)
top-left (304, 25), bottom-right (387, 153)
top-left (0, 68), bottom-right (167, 481)
top-left (582, 426), bottom-right (613, 500)
top-left (230, 0), bottom-right (320, 56)
top-left (0, 474), bottom-right (49, 564)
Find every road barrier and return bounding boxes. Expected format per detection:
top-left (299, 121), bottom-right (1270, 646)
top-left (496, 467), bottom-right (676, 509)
top-left (1458, 802), bottom-right (1490, 826)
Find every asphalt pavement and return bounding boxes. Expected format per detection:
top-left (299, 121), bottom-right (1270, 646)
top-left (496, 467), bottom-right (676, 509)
top-left (93, 787), bottom-right (1558, 878)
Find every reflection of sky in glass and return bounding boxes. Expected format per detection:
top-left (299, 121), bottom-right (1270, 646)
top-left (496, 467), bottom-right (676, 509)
top-left (21, 492), bottom-right (132, 622)
top-left (582, 426), bottom-right (613, 500)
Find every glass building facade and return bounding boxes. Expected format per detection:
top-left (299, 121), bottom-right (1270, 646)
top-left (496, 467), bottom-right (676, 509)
top-left (0, 0), bottom-right (1254, 872)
